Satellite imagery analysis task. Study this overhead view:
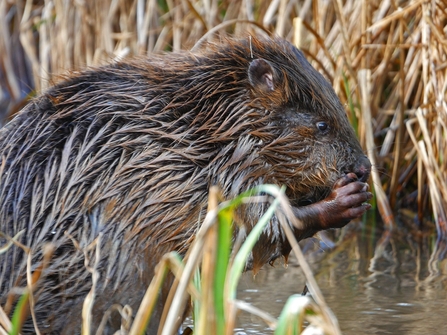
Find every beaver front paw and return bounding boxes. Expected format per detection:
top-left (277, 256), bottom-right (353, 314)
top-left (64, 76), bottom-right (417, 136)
top-left (291, 172), bottom-right (372, 233)
top-left (317, 172), bottom-right (373, 229)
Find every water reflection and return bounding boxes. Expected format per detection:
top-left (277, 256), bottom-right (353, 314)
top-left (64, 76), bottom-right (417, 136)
top-left (236, 223), bottom-right (447, 334)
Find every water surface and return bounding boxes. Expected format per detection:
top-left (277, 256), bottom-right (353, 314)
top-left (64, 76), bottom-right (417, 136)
top-left (235, 222), bottom-right (447, 334)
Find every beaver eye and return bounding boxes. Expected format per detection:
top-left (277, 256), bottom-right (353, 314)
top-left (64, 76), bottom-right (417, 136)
top-left (316, 121), bottom-right (329, 132)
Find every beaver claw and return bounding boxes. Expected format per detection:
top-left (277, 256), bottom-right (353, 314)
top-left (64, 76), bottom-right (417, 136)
top-left (292, 172), bottom-right (372, 232)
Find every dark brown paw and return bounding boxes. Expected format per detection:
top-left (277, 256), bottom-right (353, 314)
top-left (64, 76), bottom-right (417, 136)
top-left (318, 172), bottom-right (372, 229)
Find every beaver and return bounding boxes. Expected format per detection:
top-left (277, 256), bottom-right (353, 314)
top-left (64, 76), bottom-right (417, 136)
top-left (0, 36), bottom-right (371, 334)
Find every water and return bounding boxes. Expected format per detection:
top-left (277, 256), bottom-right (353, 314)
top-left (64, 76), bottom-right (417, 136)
top-left (235, 222), bottom-right (447, 334)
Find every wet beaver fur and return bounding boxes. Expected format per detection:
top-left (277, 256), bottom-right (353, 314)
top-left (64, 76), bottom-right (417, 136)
top-left (0, 36), bottom-right (371, 334)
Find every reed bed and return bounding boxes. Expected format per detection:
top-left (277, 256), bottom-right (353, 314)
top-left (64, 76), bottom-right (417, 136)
top-left (2, 0), bottom-right (446, 234)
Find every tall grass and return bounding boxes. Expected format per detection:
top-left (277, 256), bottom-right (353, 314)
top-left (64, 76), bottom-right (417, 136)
top-left (1, 1), bottom-right (446, 230)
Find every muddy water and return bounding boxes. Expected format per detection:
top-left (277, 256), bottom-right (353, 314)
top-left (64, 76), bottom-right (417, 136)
top-left (235, 222), bottom-right (447, 334)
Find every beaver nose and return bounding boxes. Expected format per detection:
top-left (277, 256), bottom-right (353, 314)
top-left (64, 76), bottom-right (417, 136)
top-left (354, 155), bottom-right (372, 182)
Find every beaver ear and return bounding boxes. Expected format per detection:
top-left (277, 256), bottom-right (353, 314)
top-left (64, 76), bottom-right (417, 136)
top-left (248, 59), bottom-right (275, 93)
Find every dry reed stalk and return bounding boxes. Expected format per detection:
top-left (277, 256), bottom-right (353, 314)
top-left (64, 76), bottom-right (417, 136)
top-left (0, 305), bottom-right (11, 334)
top-left (196, 186), bottom-right (219, 335)
top-left (80, 235), bottom-right (102, 335)
top-left (388, 13), bottom-right (406, 208)
top-left (127, 253), bottom-right (186, 335)
top-left (0, 1), bottom-right (21, 104)
top-left (358, 69), bottom-right (395, 228)
top-left (275, 191), bottom-right (342, 335)
top-left (231, 300), bottom-right (277, 328)
top-left (159, 206), bottom-right (218, 335)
